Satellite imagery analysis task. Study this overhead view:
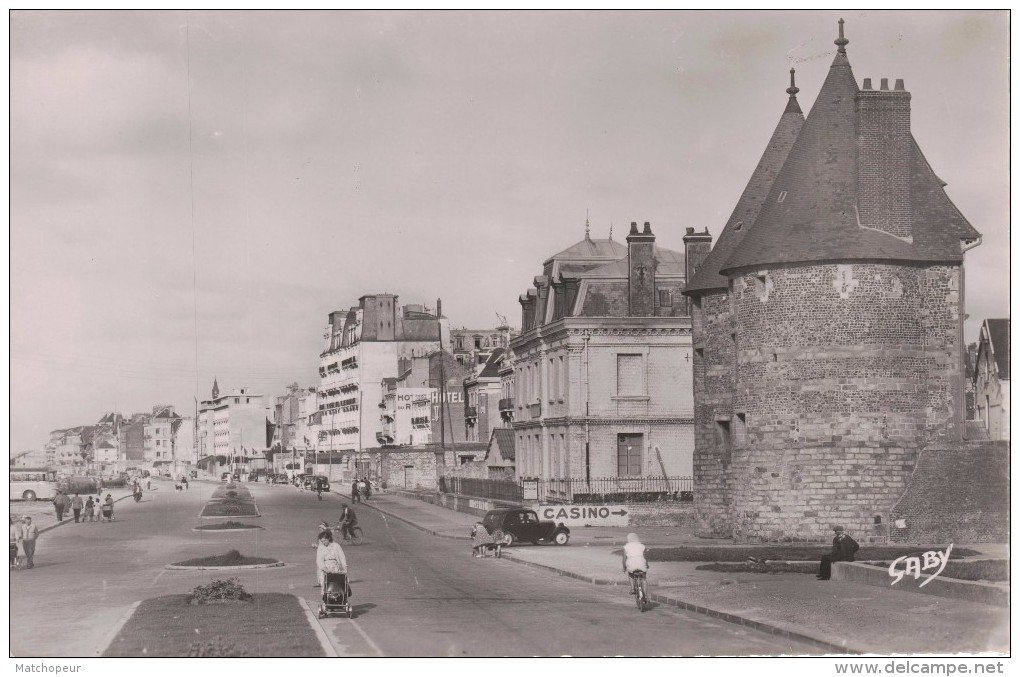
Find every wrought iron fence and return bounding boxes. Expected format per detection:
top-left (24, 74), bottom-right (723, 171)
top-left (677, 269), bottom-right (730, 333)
top-left (438, 475), bottom-right (692, 504)
top-left (439, 476), bottom-right (523, 503)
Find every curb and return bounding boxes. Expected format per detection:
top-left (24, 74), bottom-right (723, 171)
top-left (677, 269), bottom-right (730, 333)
top-left (192, 526), bottom-right (265, 532)
top-left (95, 600), bottom-right (141, 657)
top-left (351, 496), bottom-right (469, 541)
top-left (298, 596), bottom-right (339, 657)
top-left (364, 496), bottom-right (862, 655)
top-left (165, 562), bottom-right (286, 570)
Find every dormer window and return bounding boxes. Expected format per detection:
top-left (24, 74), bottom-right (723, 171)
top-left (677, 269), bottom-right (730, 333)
top-left (734, 221), bottom-right (743, 231)
top-left (777, 191), bottom-right (788, 203)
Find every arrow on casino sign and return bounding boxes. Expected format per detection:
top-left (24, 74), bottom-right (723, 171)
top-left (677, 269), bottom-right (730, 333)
top-left (611, 509), bottom-right (628, 517)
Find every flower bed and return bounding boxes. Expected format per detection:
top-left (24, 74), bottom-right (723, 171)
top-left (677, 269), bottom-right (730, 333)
top-left (102, 593), bottom-right (323, 657)
top-left (193, 521), bottom-right (263, 531)
top-left (200, 501), bottom-right (260, 518)
top-left (172, 550), bottom-right (277, 568)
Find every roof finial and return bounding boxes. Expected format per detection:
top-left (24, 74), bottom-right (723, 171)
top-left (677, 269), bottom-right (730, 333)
top-left (585, 209), bottom-right (591, 241)
top-left (834, 18), bottom-right (849, 53)
top-left (786, 68), bottom-right (799, 97)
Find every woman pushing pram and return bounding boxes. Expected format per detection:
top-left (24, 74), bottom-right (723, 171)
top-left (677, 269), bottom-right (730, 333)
top-left (315, 528), bottom-right (353, 618)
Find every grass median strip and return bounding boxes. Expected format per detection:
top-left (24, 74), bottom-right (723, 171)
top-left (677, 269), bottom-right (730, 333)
top-left (645, 545), bottom-right (979, 562)
top-left (103, 593), bottom-right (324, 657)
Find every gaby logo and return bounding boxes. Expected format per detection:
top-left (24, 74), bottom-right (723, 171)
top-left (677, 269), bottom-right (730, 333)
top-left (888, 544), bottom-right (953, 587)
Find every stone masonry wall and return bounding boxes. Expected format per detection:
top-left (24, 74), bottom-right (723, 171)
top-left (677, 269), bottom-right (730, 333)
top-left (889, 441), bottom-right (1009, 544)
top-left (724, 263), bottom-right (962, 541)
top-left (692, 291), bottom-right (735, 537)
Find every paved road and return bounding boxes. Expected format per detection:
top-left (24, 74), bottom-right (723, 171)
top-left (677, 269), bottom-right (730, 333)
top-left (10, 482), bottom-right (820, 657)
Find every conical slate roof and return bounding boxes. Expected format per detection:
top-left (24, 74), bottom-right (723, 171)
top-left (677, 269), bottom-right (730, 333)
top-left (720, 25), bottom-right (979, 275)
top-left (685, 72), bottom-right (805, 294)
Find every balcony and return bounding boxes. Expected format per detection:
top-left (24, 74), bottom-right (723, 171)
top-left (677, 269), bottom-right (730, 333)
top-left (528, 401), bottom-right (542, 419)
top-left (464, 406), bottom-right (478, 421)
top-left (498, 398), bottom-right (514, 412)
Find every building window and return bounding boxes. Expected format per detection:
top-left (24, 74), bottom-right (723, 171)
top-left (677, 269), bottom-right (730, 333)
top-left (658, 289), bottom-right (672, 306)
top-left (474, 337), bottom-right (482, 349)
top-left (617, 354), bottom-right (643, 396)
top-left (617, 433), bottom-right (643, 476)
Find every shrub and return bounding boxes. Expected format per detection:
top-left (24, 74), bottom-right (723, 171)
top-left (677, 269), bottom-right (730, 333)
top-left (187, 637), bottom-right (248, 657)
top-left (226, 490), bottom-right (238, 498)
top-left (58, 477), bottom-right (99, 495)
top-left (188, 576), bottom-right (253, 604)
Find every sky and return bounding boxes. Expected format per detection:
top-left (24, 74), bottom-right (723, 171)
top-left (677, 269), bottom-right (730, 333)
top-left (8, 10), bottom-right (1010, 454)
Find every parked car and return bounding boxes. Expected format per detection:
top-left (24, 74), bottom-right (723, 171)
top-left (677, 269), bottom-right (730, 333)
top-left (481, 508), bottom-right (570, 546)
top-left (314, 476), bottom-right (330, 492)
top-left (220, 472), bottom-right (230, 482)
top-left (272, 473), bottom-right (290, 484)
top-left (302, 475), bottom-right (315, 489)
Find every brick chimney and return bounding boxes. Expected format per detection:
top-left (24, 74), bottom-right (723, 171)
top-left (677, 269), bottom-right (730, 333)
top-left (683, 226), bottom-right (713, 313)
top-left (627, 221), bottom-right (656, 316)
top-left (856, 77), bottom-right (912, 240)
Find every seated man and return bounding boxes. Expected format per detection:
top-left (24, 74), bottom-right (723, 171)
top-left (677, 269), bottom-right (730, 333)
top-left (818, 526), bottom-right (859, 580)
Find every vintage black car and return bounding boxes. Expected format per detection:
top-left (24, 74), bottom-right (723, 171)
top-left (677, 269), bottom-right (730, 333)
top-left (272, 473), bottom-right (290, 484)
top-left (481, 508), bottom-right (570, 546)
top-left (314, 476), bottom-right (330, 492)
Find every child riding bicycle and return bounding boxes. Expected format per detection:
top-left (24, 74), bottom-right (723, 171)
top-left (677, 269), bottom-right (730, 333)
top-left (622, 532), bottom-right (649, 595)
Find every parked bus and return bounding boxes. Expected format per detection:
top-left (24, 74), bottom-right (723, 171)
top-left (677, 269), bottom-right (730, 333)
top-left (10, 467), bottom-right (58, 501)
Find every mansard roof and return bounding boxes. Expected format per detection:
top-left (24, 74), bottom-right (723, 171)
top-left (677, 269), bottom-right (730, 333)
top-left (719, 26), bottom-right (980, 275)
top-left (544, 237), bottom-right (626, 267)
top-left (584, 246), bottom-right (686, 278)
top-left (477, 348), bottom-right (506, 378)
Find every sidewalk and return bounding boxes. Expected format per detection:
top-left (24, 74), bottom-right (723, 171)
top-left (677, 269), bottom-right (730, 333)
top-left (342, 488), bottom-right (1009, 655)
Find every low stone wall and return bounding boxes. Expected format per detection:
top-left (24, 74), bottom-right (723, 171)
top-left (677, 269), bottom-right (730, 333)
top-left (833, 561), bottom-right (1008, 608)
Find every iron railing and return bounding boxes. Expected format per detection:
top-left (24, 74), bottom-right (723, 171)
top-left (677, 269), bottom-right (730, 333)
top-left (439, 476), bottom-right (523, 503)
top-left (438, 475), bottom-right (693, 504)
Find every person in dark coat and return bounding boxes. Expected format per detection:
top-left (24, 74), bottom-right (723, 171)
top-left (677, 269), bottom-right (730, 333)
top-left (817, 526), bottom-right (859, 580)
top-left (351, 480), bottom-right (361, 504)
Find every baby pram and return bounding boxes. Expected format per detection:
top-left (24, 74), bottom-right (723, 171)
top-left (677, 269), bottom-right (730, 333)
top-left (317, 572), bottom-right (352, 619)
top-left (100, 503), bottom-right (114, 522)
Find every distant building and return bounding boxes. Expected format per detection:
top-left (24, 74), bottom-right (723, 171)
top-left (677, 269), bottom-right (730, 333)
top-left (316, 294), bottom-right (448, 467)
top-left (974, 319), bottom-right (1009, 440)
top-left (10, 449), bottom-right (48, 468)
top-left (144, 405), bottom-right (179, 463)
top-left (198, 382), bottom-right (272, 472)
top-left (449, 327), bottom-right (511, 368)
top-left (464, 348), bottom-right (506, 444)
top-left (510, 219), bottom-right (695, 502)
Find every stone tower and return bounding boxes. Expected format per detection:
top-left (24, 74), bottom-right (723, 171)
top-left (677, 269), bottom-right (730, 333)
top-left (684, 21), bottom-right (981, 542)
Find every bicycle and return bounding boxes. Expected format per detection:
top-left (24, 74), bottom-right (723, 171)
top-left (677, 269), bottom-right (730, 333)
top-left (629, 570), bottom-right (649, 612)
top-left (336, 523), bottom-right (363, 545)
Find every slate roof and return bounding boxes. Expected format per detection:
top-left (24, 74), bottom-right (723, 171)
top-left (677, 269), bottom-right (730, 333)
top-left (985, 319), bottom-right (1010, 380)
top-left (488, 427), bottom-right (515, 462)
top-left (544, 237), bottom-right (626, 266)
top-left (719, 36), bottom-right (979, 275)
top-left (685, 86), bottom-right (805, 294)
top-left (585, 246), bottom-right (686, 278)
top-left (477, 348), bottom-right (505, 378)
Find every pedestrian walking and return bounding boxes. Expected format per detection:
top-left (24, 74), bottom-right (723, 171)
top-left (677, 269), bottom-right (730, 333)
top-left (351, 479), bottom-right (361, 504)
top-left (18, 516), bottom-right (39, 569)
top-left (71, 493), bottom-right (84, 523)
top-left (817, 526), bottom-right (859, 580)
top-left (364, 478), bottom-right (372, 500)
top-left (101, 494), bottom-right (115, 522)
top-left (53, 491), bottom-right (67, 522)
top-left (84, 497), bottom-right (95, 522)
top-left (183, 477), bottom-right (189, 491)
top-left (357, 478), bottom-right (367, 499)
top-left (10, 517), bottom-right (19, 568)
